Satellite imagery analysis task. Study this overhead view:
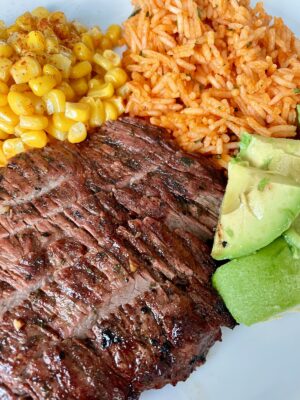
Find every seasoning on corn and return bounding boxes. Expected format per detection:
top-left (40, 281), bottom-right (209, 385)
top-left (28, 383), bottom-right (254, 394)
top-left (0, 10), bottom-right (127, 165)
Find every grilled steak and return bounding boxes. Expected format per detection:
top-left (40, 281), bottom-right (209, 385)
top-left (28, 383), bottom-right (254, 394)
top-left (0, 117), bottom-right (234, 399)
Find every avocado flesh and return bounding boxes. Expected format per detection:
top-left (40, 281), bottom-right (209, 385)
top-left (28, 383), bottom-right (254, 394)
top-left (239, 132), bottom-right (300, 174)
top-left (212, 238), bottom-right (300, 326)
top-left (212, 162), bottom-right (300, 260)
top-left (284, 216), bottom-right (300, 258)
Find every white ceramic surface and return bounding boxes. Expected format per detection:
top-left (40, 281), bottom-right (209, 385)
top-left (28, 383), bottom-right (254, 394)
top-left (1, 1), bottom-right (299, 399)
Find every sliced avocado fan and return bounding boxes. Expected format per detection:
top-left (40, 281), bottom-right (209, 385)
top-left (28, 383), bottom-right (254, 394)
top-left (211, 162), bottom-right (300, 260)
top-left (212, 238), bottom-right (300, 326)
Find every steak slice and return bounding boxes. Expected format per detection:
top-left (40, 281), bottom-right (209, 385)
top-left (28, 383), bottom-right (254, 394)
top-left (0, 117), bottom-right (234, 399)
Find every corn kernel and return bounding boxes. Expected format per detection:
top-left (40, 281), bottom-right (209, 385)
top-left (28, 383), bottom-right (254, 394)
top-left (57, 82), bottom-right (76, 101)
top-left (26, 31), bottom-right (46, 52)
top-left (7, 92), bottom-right (35, 116)
top-left (3, 138), bottom-right (25, 159)
top-left (116, 83), bottom-right (130, 97)
top-left (100, 36), bottom-right (113, 50)
top-left (88, 78), bottom-right (104, 90)
top-left (11, 56), bottom-right (42, 84)
top-left (81, 97), bottom-right (105, 128)
top-left (43, 64), bottom-right (62, 85)
top-left (103, 50), bottom-right (121, 67)
top-left (109, 96), bottom-right (125, 115)
top-left (0, 94), bottom-right (7, 107)
top-left (106, 25), bottom-right (122, 46)
top-left (0, 131), bottom-right (9, 139)
top-left (71, 78), bottom-right (88, 97)
top-left (43, 89), bottom-right (66, 114)
top-left (73, 42), bottom-right (93, 62)
top-left (45, 36), bottom-right (60, 54)
top-left (81, 33), bottom-right (94, 51)
top-left (0, 41), bottom-right (13, 58)
top-left (0, 58), bottom-right (13, 82)
top-left (53, 113), bottom-right (74, 132)
top-left (103, 100), bottom-right (118, 121)
top-left (10, 83), bottom-right (30, 92)
top-left (0, 121), bottom-right (14, 134)
top-left (93, 53), bottom-right (113, 71)
top-left (0, 142), bottom-right (6, 166)
top-left (48, 54), bottom-right (72, 78)
top-left (88, 82), bottom-right (114, 99)
top-left (15, 12), bottom-right (35, 32)
top-left (29, 75), bottom-right (57, 97)
top-left (68, 122), bottom-right (87, 143)
top-left (31, 7), bottom-right (50, 18)
top-left (20, 115), bottom-right (48, 130)
top-left (25, 92), bottom-right (46, 115)
top-left (14, 124), bottom-right (27, 137)
top-left (70, 61), bottom-right (92, 80)
top-left (9, 31), bottom-right (27, 55)
top-left (0, 106), bottom-right (19, 125)
top-left (46, 122), bottom-right (67, 141)
top-left (48, 11), bottom-right (67, 26)
top-left (88, 27), bottom-right (103, 48)
top-left (21, 130), bottom-right (47, 148)
top-left (0, 82), bottom-right (9, 94)
top-left (65, 102), bottom-right (90, 122)
top-left (104, 68), bottom-right (128, 89)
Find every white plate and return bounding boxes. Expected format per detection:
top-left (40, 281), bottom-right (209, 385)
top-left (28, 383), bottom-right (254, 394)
top-left (1, 1), bottom-right (299, 399)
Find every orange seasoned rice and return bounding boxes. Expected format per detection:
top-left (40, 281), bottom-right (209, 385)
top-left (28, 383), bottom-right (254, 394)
top-left (123, 0), bottom-right (300, 167)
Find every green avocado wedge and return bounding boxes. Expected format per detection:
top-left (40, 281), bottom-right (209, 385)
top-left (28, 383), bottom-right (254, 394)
top-left (211, 162), bottom-right (300, 260)
top-left (239, 132), bottom-right (300, 177)
top-left (284, 216), bottom-right (300, 258)
top-left (212, 238), bottom-right (300, 326)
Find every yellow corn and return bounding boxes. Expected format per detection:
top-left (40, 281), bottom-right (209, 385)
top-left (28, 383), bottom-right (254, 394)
top-left (104, 101), bottom-right (118, 121)
top-left (0, 41), bottom-right (13, 57)
top-left (106, 25), bottom-right (122, 46)
top-left (73, 42), bottom-right (93, 62)
top-left (46, 122), bottom-right (67, 141)
top-left (104, 68), bottom-right (128, 89)
top-left (7, 92), bottom-right (35, 116)
top-left (70, 61), bottom-right (92, 80)
top-left (45, 36), bottom-right (60, 54)
top-left (10, 83), bottom-right (30, 92)
top-left (68, 122), bottom-right (87, 143)
top-left (25, 92), bottom-right (46, 115)
top-left (53, 113), bottom-right (74, 132)
top-left (29, 75), bottom-right (57, 97)
top-left (88, 78), bottom-right (104, 90)
top-left (2, 138), bottom-right (25, 159)
top-left (88, 82), bottom-right (114, 99)
top-left (103, 50), bottom-right (121, 67)
top-left (0, 95), bottom-right (7, 107)
top-left (88, 27), bottom-right (103, 48)
top-left (109, 96), bottom-right (125, 115)
top-left (43, 89), bottom-right (66, 114)
top-left (71, 78), bottom-right (89, 97)
top-left (48, 54), bottom-right (72, 79)
top-left (0, 82), bottom-right (9, 94)
top-left (0, 58), bottom-right (13, 82)
top-left (0, 142), bottom-right (7, 166)
top-left (100, 36), bottom-right (113, 50)
top-left (26, 31), bottom-right (46, 52)
top-left (21, 130), bottom-right (48, 148)
top-left (65, 102), bottom-right (90, 122)
top-left (9, 32), bottom-right (27, 55)
top-left (15, 12), bottom-right (34, 32)
top-left (0, 131), bottom-right (9, 140)
top-left (31, 7), bottom-right (50, 18)
top-left (56, 82), bottom-right (76, 101)
top-left (0, 121), bottom-right (14, 134)
top-left (0, 106), bottom-right (19, 125)
top-left (81, 97), bottom-right (105, 127)
top-left (11, 56), bottom-right (42, 84)
top-left (20, 115), bottom-right (48, 130)
top-left (43, 64), bottom-right (62, 85)
top-left (14, 124), bottom-right (27, 137)
top-left (93, 53), bottom-right (114, 71)
top-left (81, 33), bottom-right (94, 51)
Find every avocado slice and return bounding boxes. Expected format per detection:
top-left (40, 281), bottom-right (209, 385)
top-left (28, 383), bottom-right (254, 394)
top-left (239, 132), bottom-right (300, 183)
top-left (212, 237), bottom-right (300, 326)
top-left (212, 162), bottom-right (300, 260)
top-left (284, 216), bottom-right (300, 258)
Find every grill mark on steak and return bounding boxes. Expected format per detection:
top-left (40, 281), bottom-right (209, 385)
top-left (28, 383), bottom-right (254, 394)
top-left (0, 117), bottom-right (234, 399)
